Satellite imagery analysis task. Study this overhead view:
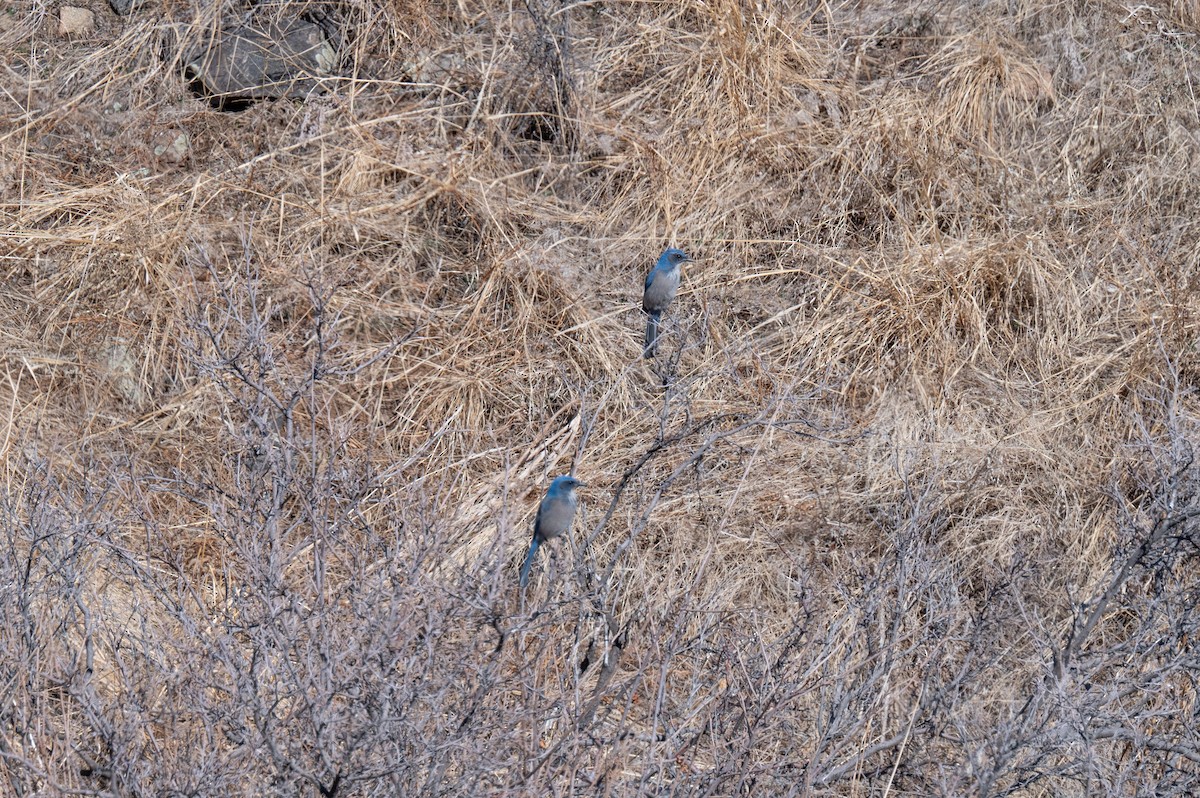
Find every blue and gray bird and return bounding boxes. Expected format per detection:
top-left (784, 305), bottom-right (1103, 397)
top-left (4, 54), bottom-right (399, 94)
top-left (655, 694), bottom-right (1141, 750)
top-left (642, 248), bottom-right (690, 358)
top-left (519, 475), bottom-right (584, 588)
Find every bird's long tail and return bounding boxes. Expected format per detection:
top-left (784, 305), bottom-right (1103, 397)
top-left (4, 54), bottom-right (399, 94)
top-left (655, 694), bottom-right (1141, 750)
top-left (518, 538), bottom-right (540, 587)
top-left (644, 311), bottom-right (661, 358)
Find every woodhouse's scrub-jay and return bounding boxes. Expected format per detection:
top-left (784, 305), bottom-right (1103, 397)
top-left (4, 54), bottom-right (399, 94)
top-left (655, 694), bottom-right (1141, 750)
top-left (643, 248), bottom-right (690, 357)
top-left (519, 475), bottom-right (584, 588)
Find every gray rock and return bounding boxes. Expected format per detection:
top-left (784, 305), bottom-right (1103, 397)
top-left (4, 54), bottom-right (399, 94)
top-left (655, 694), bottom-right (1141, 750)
top-left (59, 7), bottom-right (95, 36)
top-left (152, 129), bottom-right (190, 162)
top-left (184, 19), bottom-right (336, 105)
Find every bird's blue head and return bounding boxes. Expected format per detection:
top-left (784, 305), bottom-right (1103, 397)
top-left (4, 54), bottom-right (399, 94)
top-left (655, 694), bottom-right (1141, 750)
top-left (548, 475), bottom-right (584, 497)
top-left (658, 248), bottom-right (691, 270)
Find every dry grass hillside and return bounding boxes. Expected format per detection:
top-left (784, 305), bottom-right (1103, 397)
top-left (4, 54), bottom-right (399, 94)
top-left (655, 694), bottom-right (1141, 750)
top-left (2, 0), bottom-right (1200, 794)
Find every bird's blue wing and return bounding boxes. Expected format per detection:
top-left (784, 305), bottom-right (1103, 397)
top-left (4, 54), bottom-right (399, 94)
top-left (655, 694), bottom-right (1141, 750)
top-left (644, 267), bottom-right (657, 292)
top-left (532, 499), bottom-right (546, 540)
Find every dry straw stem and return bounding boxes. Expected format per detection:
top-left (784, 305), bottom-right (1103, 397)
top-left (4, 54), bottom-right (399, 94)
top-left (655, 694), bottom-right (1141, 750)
top-left (2, 0), bottom-right (1200, 794)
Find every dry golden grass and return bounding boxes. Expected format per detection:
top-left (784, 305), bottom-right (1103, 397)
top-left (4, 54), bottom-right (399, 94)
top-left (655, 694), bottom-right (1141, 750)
top-left (3, 0), bottom-right (1200, 794)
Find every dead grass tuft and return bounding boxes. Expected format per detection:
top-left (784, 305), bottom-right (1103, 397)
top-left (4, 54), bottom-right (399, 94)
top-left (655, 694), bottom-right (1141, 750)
top-left (934, 31), bottom-right (1055, 148)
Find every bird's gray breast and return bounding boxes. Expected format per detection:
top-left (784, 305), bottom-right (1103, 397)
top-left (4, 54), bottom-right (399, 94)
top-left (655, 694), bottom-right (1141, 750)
top-left (644, 268), bottom-right (680, 312)
top-left (536, 492), bottom-right (578, 539)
